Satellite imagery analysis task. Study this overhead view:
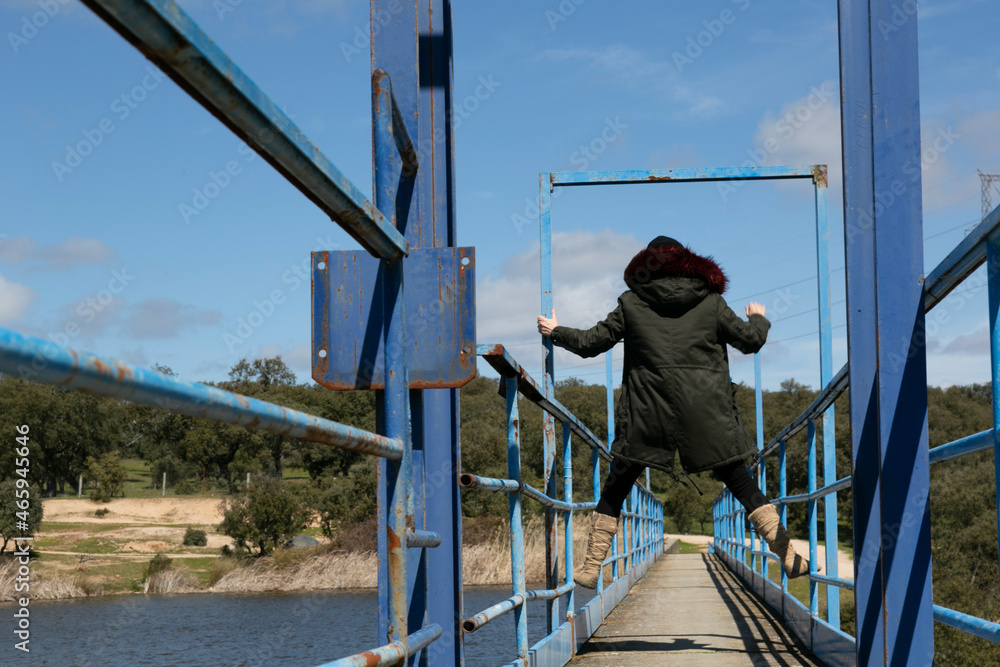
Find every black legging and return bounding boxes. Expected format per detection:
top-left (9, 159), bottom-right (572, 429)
top-left (595, 458), bottom-right (767, 518)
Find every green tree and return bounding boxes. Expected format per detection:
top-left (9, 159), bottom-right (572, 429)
top-left (85, 451), bottom-right (128, 502)
top-left (218, 476), bottom-right (310, 556)
top-left (0, 479), bottom-right (43, 553)
top-left (316, 459), bottom-right (378, 536)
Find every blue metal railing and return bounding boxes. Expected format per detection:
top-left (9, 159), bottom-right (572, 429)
top-left (4, 3), bottom-right (663, 665)
top-left (464, 345), bottom-right (664, 667)
top-left (713, 202), bottom-right (1000, 664)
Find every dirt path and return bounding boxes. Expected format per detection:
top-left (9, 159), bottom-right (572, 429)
top-left (667, 533), bottom-right (854, 579)
top-left (44, 497), bottom-right (225, 525)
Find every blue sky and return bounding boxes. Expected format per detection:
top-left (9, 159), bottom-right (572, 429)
top-left (1, 0), bottom-right (998, 391)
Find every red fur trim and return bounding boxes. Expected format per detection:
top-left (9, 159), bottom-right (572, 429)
top-left (624, 245), bottom-right (728, 294)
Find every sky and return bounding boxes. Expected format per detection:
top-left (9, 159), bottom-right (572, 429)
top-left (1, 0), bottom-right (998, 392)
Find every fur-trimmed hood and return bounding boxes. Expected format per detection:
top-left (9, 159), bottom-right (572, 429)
top-left (624, 244), bottom-right (728, 309)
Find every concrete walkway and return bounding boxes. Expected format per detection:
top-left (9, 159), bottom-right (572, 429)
top-left (574, 553), bottom-right (822, 666)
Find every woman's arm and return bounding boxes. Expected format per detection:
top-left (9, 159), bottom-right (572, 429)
top-left (719, 300), bottom-right (770, 354)
top-left (537, 302), bottom-right (625, 358)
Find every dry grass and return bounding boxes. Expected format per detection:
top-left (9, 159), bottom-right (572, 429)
top-left (0, 558), bottom-right (96, 601)
top-left (207, 557), bottom-right (239, 588)
top-left (210, 550), bottom-right (378, 592)
top-left (144, 569), bottom-right (198, 594)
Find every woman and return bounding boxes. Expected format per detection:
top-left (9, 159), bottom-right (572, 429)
top-left (536, 235), bottom-right (808, 588)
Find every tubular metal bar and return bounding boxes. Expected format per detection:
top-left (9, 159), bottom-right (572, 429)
top-left (457, 473), bottom-right (520, 492)
top-left (458, 473), bottom-right (596, 511)
top-left (934, 605), bottom-right (1000, 645)
top-left (777, 476), bottom-right (852, 504)
top-left (79, 0), bottom-right (408, 262)
top-left (463, 594), bottom-right (525, 633)
top-left (548, 165), bottom-right (822, 186)
top-left (928, 429), bottom-right (993, 464)
top-left (320, 623), bottom-right (442, 667)
top-left (462, 583), bottom-right (577, 633)
top-left (924, 203), bottom-right (1000, 310)
top-left (477, 344), bottom-right (612, 460)
top-left (406, 529), bottom-right (441, 549)
top-left (0, 328), bottom-right (403, 459)
top-left (601, 537), bottom-right (664, 566)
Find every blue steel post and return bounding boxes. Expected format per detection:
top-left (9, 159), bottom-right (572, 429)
top-left (989, 232), bottom-right (1000, 614)
top-left (839, 1), bottom-right (934, 663)
top-left (505, 377), bottom-right (529, 664)
top-left (755, 354), bottom-right (767, 580)
top-left (562, 423), bottom-right (575, 621)
top-left (606, 353), bottom-right (619, 582)
top-left (373, 72), bottom-right (412, 650)
top-left (815, 170), bottom-right (840, 629)
top-left (539, 174), bottom-right (559, 631)
top-left (413, 1), bottom-right (464, 662)
top-left (779, 440), bottom-right (787, 592)
top-left (807, 419), bottom-right (819, 616)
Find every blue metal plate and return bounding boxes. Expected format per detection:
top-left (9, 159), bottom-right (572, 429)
top-left (312, 247), bottom-right (475, 389)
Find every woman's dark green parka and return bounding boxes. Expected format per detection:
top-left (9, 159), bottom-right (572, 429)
top-left (549, 243), bottom-right (770, 475)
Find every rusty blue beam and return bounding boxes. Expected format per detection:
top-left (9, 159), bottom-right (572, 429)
top-left (933, 606), bottom-right (1000, 645)
top-left (477, 344), bottom-right (611, 460)
top-left (549, 165), bottom-right (821, 186)
top-left (318, 623), bottom-right (442, 667)
top-left (0, 328), bottom-right (402, 459)
top-left (79, 0), bottom-right (407, 261)
top-left (457, 473), bottom-right (596, 512)
top-left (462, 583), bottom-right (576, 633)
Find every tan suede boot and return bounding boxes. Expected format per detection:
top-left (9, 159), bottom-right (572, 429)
top-left (748, 504), bottom-right (810, 579)
top-left (575, 512), bottom-right (619, 589)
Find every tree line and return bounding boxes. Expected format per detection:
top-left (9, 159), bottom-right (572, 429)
top-left (0, 359), bottom-right (996, 661)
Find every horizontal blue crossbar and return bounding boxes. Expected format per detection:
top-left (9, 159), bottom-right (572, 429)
top-left (934, 605), bottom-right (1000, 645)
top-left (0, 328), bottom-right (403, 459)
top-left (458, 473), bottom-right (597, 511)
top-left (463, 582), bottom-right (577, 633)
top-left (548, 165), bottom-right (824, 186)
top-left (318, 623), bottom-right (442, 666)
top-left (80, 0), bottom-right (407, 261)
top-left (928, 428), bottom-right (994, 464)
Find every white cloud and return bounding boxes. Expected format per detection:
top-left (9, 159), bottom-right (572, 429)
top-left (750, 85), bottom-right (983, 218)
top-left (537, 45), bottom-right (723, 120)
top-left (123, 298), bottom-right (222, 339)
top-left (0, 236), bottom-right (117, 270)
top-left (477, 228), bottom-right (640, 376)
top-left (0, 274), bottom-right (35, 323)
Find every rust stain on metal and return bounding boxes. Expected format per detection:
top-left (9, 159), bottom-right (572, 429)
top-left (645, 174), bottom-right (675, 182)
top-left (812, 164), bottom-right (828, 188)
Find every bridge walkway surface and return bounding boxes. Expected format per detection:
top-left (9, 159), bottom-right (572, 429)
top-left (574, 553), bottom-right (822, 666)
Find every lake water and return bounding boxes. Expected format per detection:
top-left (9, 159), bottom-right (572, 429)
top-left (19, 586), bottom-right (596, 666)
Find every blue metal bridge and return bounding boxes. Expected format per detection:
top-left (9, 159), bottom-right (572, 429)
top-left (2, 1), bottom-right (1000, 665)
